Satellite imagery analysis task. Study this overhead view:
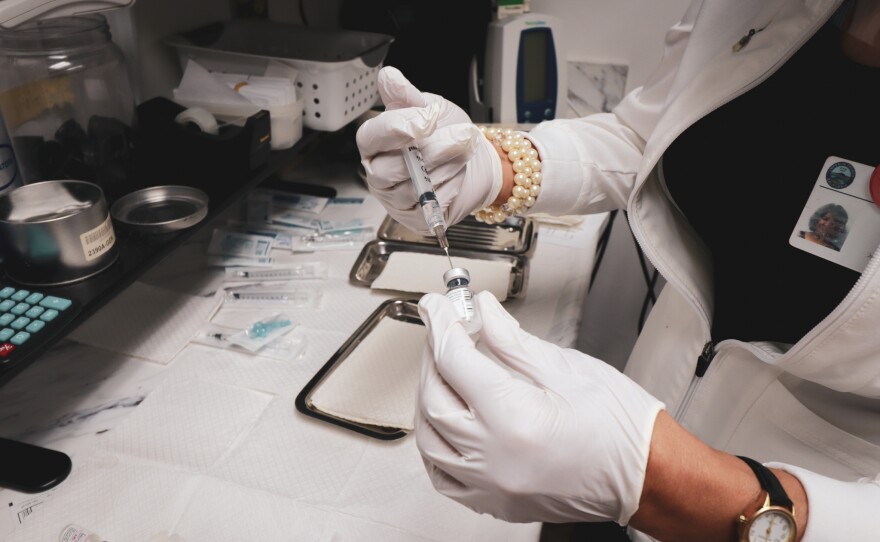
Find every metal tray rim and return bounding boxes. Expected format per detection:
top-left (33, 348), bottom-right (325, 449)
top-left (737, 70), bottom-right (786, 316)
top-left (349, 239), bottom-right (530, 300)
top-left (294, 298), bottom-right (421, 440)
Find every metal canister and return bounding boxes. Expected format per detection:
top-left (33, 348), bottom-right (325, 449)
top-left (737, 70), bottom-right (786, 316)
top-left (0, 180), bottom-right (117, 285)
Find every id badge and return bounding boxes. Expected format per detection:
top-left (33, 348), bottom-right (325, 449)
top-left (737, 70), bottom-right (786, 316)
top-left (789, 156), bottom-right (880, 272)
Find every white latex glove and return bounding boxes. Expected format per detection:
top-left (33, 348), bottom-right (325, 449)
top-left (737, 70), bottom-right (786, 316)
top-left (356, 66), bottom-right (502, 234)
top-left (415, 291), bottom-right (665, 525)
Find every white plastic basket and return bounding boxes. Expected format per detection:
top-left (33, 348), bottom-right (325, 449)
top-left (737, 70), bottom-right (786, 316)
top-left (167, 21), bottom-right (393, 132)
top-left (291, 59), bottom-right (380, 132)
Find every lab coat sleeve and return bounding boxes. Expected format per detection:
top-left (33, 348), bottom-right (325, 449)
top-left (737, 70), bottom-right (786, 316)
top-left (766, 462), bottom-right (880, 541)
top-left (524, 0), bottom-right (703, 217)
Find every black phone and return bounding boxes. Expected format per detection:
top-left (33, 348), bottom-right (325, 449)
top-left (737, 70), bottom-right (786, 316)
top-left (258, 176), bottom-right (337, 199)
top-left (0, 437), bottom-right (72, 493)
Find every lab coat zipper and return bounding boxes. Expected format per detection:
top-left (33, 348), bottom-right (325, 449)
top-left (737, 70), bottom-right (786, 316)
top-left (672, 340), bottom-right (716, 421)
top-left (630, 7), bottom-right (836, 424)
top-left (668, 250), bottom-right (880, 423)
top-left (628, 6), bottom-right (831, 341)
top-left (732, 0), bottom-right (790, 52)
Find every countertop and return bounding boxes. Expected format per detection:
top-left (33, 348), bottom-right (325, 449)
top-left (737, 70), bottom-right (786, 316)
top-left (0, 159), bottom-right (608, 542)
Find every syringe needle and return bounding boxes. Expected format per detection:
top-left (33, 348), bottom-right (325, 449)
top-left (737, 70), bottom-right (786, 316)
top-left (444, 247), bottom-right (453, 269)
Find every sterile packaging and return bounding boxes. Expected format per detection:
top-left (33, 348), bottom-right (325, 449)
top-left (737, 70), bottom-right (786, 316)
top-left (271, 212), bottom-right (368, 235)
top-left (207, 229), bottom-right (274, 258)
top-left (207, 255), bottom-right (274, 268)
top-left (260, 191), bottom-right (330, 214)
top-left (222, 287), bottom-right (322, 309)
top-left (222, 223), bottom-right (293, 250)
top-left (226, 313), bottom-right (296, 352)
top-left (192, 323), bottom-right (307, 360)
top-left (290, 228), bottom-right (375, 252)
top-left (224, 262), bottom-right (328, 282)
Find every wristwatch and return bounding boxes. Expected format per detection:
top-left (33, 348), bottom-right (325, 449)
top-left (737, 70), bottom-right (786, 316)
top-left (737, 456), bottom-right (797, 542)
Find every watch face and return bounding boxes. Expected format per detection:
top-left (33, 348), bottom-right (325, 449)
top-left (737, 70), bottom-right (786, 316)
top-left (747, 509), bottom-right (796, 542)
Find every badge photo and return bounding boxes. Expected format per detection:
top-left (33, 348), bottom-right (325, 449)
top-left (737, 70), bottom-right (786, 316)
top-left (789, 156), bottom-right (880, 272)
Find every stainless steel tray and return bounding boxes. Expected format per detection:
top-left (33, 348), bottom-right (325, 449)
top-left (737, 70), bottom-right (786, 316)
top-left (376, 214), bottom-right (537, 254)
top-left (295, 298), bottom-right (421, 440)
top-left (350, 240), bottom-right (529, 299)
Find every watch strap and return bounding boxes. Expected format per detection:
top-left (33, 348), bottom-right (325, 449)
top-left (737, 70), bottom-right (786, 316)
top-left (737, 455), bottom-right (793, 510)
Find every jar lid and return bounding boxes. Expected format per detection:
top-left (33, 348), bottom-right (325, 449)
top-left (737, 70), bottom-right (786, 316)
top-left (0, 14), bottom-right (110, 54)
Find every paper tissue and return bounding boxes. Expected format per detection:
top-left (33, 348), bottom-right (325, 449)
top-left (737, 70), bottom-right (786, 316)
top-left (173, 60), bottom-right (303, 150)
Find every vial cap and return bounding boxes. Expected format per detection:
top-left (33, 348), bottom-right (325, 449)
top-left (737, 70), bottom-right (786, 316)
top-left (443, 267), bottom-right (470, 287)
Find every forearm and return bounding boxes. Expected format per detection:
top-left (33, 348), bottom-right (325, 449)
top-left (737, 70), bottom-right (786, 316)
top-left (630, 411), bottom-right (808, 542)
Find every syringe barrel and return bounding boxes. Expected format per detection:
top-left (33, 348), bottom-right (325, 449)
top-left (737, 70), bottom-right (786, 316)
top-left (419, 197), bottom-right (446, 231)
top-left (402, 144), bottom-right (434, 196)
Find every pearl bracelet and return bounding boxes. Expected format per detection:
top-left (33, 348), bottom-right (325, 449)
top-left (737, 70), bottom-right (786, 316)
top-left (473, 126), bottom-right (542, 224)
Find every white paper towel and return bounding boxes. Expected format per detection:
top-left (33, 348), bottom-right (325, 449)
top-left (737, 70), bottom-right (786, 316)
top-left (69, 282), bottom-right (222, 365)
top-left (175, 477), bottom-right (444, 542)
top-left (99, 378), bottom-right (271, 473)
top-left (371, 252), bottom-right (512, 301)
top-left (5, 452), bottom-right (197, 542)
top-left (334, 439), bottom-right (544, 542)
top-left (209, 395), bottom-right (370, 506)
top-left (309, 317), bottom-right (426, 430)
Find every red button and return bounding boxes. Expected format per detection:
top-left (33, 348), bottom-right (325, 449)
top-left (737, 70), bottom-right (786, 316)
top-left (0, 343), bottom-right (14, 358)
top-left (871, 165), bottom-right (880, 209)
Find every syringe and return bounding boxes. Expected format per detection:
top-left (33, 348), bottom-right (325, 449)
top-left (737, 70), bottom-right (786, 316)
top-left (401, 144), bottom-right (453, 267)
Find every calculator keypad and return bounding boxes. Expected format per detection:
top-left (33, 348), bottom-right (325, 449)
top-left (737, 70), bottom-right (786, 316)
top-left (0, 287), bottom-right (72, 362)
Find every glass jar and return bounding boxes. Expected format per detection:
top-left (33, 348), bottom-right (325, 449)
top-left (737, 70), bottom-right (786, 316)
top-left (0, 14), bottom-right (136, 201)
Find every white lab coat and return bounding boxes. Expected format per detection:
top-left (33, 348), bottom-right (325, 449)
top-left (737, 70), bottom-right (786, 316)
top-left (526, 0), bottom-right (880, 539)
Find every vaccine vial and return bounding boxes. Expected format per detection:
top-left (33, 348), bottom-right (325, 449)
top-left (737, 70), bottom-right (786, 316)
top-left (443, 267), bottom-right (482, 335)
top-left (59, 524), bottom-right (102, 542)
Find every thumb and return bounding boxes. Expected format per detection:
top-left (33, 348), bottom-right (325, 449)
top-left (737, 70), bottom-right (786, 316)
top-left (475, 291), bottom-right (561, 386)
top-left (378, 66), bottom-right (428, 110)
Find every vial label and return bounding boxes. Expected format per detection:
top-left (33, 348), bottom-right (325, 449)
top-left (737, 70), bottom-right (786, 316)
top-left (446, 287), bottom-right (475, 322)
top-left (59, 524), bottom-right (100, 542)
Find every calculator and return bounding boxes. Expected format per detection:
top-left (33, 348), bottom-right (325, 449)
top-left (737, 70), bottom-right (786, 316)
top-left (0, 286), bottom-right (77, 364)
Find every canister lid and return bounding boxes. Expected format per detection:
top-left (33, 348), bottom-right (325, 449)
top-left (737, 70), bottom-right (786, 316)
top-left (110, 185), bottom-right (208, 234)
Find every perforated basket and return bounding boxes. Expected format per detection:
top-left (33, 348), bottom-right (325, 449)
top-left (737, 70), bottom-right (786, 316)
top-left (168, 20), bottom-right (393, 132)
top-left (289, 58), bottom-right (381, 131)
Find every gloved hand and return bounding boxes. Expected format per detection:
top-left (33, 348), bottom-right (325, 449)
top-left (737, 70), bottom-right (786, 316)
top-left (356, 66), bottom-right (502, 234)
top-left (415, 291), bottom-right (665, 525)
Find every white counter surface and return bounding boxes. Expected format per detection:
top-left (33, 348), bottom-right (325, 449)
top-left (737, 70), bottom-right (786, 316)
top-left (0, 164), bottom-right (608, 542)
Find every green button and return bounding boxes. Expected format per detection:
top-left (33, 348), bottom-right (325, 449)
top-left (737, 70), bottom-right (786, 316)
top-left (25, 321), bottom-right (44, 333)
top-left (24, 293), bottom-right (44, 304)
top-left (10, 303), bottom-right (29, 315)
top-left (10, 331), bottom-right (30, 345)
top-left (0, 314), bottom-right (13, 326)
top-left (0, 328), bottom-right (13, 341)
top-left (0, 287), bottom-right (15, 299)
top-left (0, 300), bottom-right (14, 312)
top-left (39, 296), bottom-right (72, 311)
top-left (25, 306), bottom-right (44, 319)
top-left (10, 317), bottom-right (29, 330)
top-left (10, 290), bottom-right (29, 302)
top-left (39, 309), bottom-right (59, 322)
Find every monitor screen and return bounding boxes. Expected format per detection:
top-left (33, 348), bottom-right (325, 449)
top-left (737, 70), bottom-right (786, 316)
top-left (522, 30), bottom-right (548, 103)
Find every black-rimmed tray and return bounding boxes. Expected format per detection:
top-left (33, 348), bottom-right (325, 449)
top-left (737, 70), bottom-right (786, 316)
top-left (295, 298), bottom-right (421, 440)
